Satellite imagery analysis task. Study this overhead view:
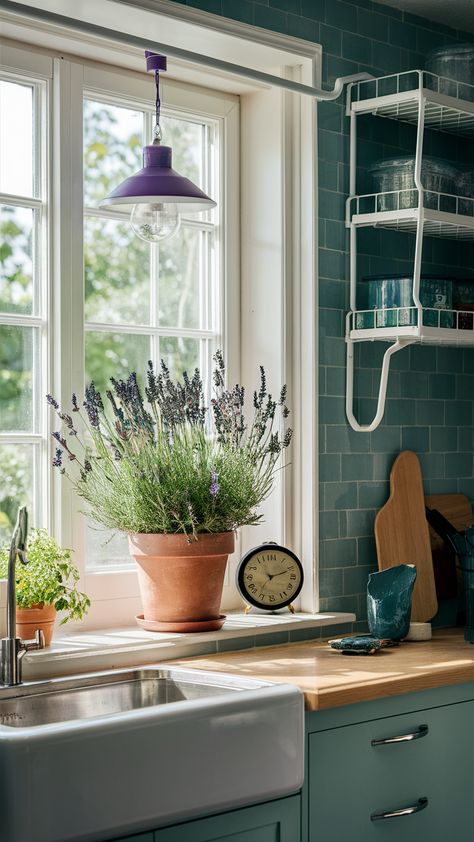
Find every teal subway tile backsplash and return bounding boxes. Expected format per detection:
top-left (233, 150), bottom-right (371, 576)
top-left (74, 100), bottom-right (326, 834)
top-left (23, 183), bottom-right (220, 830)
top-left (324, 482), bottom-right (358, 511)
top-left (343, 564), bottom-right (373, 595)
top-left (431, 427), bottom-right (457, 452)
top-left (446, 401), bottom-right (472, 427)
top-left (325, 365), bottom-right (346, 396)
top-left (326, 425), bottom-right (371, 454)
top-left (320, 23), bottom-right (342, 56)
top-left (358, 481), bottom-right (389, 509)
top-left (171, 0), bottom-right (474, 629)
top-left (429, 373), bottom-right (456, 400)
top-left (445, 453), bottom-right (473, 479)
top-left (325, 0), bottom-right (357, 31)
top-left (341, 453), bottom-right (374, 481)
top-left (401, 426), bottom-right (430, 452)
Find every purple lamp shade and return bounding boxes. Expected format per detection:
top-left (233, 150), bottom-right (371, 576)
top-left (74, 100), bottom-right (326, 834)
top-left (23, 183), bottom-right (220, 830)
top-left (100, 144), bottom-right (216, 213)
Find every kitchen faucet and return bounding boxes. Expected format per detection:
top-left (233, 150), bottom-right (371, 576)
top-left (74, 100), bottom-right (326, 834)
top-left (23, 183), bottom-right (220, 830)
top-left (1, 507), bottom-right (45, 686)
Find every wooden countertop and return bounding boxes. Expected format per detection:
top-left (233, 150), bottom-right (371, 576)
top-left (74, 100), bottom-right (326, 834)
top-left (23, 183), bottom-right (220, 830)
top-left (170, 629), bottom-right (474, 711)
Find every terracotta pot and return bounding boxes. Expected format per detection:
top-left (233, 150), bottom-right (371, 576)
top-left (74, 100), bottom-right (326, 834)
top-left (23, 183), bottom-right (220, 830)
top-left (16, 603), bottom-right (57, 646)
top-left (128, 531), bottom-right (235, 632)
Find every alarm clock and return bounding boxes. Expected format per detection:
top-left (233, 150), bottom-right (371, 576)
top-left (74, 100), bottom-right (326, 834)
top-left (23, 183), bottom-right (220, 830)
top-left (236, 543), bottom-right (304, 611)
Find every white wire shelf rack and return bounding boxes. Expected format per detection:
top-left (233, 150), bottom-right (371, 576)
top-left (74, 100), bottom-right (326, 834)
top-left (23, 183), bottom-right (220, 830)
top-left (349, 70), bottom-right (474, 137)
top-left (347, 306), bottom-right (474, 345)
top-left (348, 189), bottom-right (474, 240)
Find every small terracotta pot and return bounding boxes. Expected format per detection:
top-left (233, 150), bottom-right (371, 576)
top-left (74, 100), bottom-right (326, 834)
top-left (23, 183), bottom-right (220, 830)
top-left (128, 532), bottom-right (235, 632)
top-left (16, 604), bottom-right (57, 646)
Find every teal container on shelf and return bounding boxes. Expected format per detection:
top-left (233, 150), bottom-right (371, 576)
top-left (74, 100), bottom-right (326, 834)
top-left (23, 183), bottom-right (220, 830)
top-left (360, 275), bottom-right (454, 329)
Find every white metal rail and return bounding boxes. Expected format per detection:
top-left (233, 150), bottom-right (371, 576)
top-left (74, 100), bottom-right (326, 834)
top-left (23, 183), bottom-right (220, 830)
top-left (1, 1), bottom-right (372, 102)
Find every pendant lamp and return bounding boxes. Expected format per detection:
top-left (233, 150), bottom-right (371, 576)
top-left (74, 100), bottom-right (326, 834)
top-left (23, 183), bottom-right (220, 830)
top-left (100, 52), bottom-right (216, 242)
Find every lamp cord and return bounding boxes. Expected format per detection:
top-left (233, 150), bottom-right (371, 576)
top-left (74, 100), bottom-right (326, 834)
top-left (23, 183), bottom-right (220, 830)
top-left (153, 70), bottom-right (163, 142)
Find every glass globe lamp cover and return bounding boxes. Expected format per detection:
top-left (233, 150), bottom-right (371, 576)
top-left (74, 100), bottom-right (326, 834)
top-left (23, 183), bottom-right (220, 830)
top-left (130, 202), bottom-right (181, 243)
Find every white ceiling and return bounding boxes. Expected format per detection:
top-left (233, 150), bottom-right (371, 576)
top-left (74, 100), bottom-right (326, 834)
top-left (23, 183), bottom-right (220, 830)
top-left (375, 0), bottom-right (474, 34)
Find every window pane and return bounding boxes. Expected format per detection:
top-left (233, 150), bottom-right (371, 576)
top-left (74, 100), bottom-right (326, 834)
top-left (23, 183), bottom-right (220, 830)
top-left (159, 227), bottom-right (201, 329)
top-left (0, 444), bottom-right (35, 545)
top-left (85, 331), bottom-right (150, 397)
top-left (0, 80), bottom-right (34, 198)
top-left (161, 114), bottom-right (203, 189)
top-left (0, 205), bottom-right (34, 315)
top-left (159, 336), bottom-right (200, 381)
top-left (84, 99), bottom-right (143, 207)
top-left (86, 525), bottom-right (132, 571)
top-left (84, 216), bottom-right (150, 325)
top-left (0, 325), bottom-right (35, 432)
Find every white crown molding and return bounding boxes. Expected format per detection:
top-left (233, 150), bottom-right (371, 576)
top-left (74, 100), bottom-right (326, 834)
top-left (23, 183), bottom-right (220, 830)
top-left (112, 0), bottom-right (322, 59)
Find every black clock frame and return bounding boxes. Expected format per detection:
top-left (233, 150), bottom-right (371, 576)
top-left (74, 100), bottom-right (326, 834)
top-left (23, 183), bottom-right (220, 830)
top-left (236, 543), bottom-right (304, 610)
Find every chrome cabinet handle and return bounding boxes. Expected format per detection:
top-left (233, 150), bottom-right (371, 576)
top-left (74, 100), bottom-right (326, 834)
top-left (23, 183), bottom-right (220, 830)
top-left (371, 723), bottom-right (428, 746)
top-left (371, 797), bottom-right (428, 822)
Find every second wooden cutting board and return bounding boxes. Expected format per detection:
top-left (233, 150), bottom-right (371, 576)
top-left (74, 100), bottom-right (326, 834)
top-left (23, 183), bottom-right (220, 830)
top-left (374, 450), bottom-right (438, 622)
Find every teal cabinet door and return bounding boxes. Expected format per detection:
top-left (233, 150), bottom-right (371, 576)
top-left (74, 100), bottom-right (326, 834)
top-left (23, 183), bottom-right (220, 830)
top-left (307, 700), bottom-right (474, 842)
top-left (153, 795), bottom-right (301, 842)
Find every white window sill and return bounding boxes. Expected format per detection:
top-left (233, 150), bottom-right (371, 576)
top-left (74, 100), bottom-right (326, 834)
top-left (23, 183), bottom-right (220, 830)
top-left (22, 611), bottom-right (355, 681)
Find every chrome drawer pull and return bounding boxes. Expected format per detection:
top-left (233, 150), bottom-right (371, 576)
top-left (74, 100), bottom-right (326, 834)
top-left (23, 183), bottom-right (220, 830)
top-left (371, 723), bottom-right (428, 746)
top-left (371, 797), bottom-right (428, 822)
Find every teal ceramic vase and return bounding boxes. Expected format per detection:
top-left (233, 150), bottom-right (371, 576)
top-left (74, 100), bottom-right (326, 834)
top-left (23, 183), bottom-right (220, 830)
top-left (367, 564), bottom-right (417, 641)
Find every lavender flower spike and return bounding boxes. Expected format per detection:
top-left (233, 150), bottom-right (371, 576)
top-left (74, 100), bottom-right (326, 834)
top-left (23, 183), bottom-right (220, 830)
top-left (52, 447), bottom-right (63, 468)
top-left (46, 394), bottom-right (59, 410)
top-left (210, 469), bottom-right (220, 498)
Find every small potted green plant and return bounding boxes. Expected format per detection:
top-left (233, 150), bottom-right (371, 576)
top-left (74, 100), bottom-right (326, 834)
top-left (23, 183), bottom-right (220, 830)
top-left (0, 529), bottom-right (90, 645)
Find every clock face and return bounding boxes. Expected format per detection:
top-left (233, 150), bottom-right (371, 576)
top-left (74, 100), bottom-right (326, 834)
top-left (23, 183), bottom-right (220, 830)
top-left (237, 545), bottom-right (304, 610)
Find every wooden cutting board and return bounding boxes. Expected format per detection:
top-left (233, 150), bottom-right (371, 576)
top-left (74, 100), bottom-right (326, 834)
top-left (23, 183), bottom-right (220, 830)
top-left (374, 450), bottom-right (438, 622)
top-left (425, 493), bottom-right (473, 599)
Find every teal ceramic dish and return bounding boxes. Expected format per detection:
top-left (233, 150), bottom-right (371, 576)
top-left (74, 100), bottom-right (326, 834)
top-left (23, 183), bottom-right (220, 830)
top-left (359, 274), bottom-right (454, 329)
top-left (367, 564), bottom-right (417, 641)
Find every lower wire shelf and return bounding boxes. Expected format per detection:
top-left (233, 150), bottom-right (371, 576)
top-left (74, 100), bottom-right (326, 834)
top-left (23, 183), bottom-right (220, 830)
top-left (347, 306), bottom-right (474, 346)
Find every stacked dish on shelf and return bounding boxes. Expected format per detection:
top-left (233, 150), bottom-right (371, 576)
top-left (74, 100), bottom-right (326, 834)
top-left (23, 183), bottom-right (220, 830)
top-left (368, 156), bottom-right (472, 217)
top-left (357, 275), bottom-right (474, 331)
top-left (425, 43), bottom-right (474, 102)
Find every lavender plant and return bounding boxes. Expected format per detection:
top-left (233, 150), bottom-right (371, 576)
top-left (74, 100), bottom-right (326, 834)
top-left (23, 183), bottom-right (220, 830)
top-left (47, 352), bottom-right (292, 537)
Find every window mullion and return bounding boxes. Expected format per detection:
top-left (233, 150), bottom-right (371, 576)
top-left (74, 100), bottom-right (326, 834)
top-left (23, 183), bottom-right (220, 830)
top-left (51, 57), bottom-right (86, 576)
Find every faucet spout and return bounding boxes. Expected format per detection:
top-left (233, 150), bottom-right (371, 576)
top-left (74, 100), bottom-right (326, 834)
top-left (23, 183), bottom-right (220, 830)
top-left (2, 507), bottom-right (45, 686)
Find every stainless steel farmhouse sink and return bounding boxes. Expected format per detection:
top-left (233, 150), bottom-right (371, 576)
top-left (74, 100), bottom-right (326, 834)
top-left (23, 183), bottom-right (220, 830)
top-left (0, 665), bottom-right (304, 842)
top-left (0, 666), bottom-right (249, 728)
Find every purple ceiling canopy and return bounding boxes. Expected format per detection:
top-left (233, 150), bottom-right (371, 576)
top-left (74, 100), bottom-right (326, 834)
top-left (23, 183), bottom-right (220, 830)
top-left (100, 52), bottom-right (216, 215)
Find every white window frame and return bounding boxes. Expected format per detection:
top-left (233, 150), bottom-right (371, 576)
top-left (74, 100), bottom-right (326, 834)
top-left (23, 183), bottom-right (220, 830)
top-left (0, 43), bottom-right (52, 540)
top-left (52, 59), bottom-right (239, 628)
top-left (1, 0), bottom-right (320, 628)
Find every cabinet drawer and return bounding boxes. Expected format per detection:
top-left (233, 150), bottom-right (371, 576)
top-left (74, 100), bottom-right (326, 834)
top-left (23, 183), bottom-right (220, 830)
top-left (308, 701), bottom-right (474, 841)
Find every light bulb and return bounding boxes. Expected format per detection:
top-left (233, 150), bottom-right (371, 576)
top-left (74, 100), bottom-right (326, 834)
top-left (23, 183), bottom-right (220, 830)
top-left (130, 202), bottom-right (181, 242)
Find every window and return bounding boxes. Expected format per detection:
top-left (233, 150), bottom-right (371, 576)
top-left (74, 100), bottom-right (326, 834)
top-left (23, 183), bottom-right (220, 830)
top-left (0, 64), bottom-right (49, 546)
top-left (0, 46), bottom-right (239, 626)
top-left (83, 87), bottom-right (223, 571)
top-left (1, 2), bottom-right (318, 622)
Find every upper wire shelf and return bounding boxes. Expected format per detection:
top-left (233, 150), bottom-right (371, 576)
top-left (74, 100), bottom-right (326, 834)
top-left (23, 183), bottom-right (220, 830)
top-left (349, 70), bottom-right (474, 137)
